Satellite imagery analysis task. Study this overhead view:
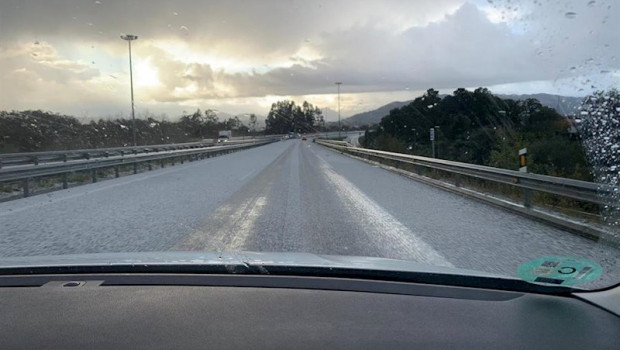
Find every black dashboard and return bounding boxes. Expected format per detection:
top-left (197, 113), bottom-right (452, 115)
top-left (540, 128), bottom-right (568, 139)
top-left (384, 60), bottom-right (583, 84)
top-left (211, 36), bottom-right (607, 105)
top-left (1, 273), bottom-right (618, 349)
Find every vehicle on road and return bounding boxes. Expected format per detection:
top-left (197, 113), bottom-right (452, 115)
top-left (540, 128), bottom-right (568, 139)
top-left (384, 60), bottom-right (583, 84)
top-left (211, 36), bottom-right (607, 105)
top-left (218, 130), bottom-right (232, 143)
top-left (301, 136), bottom-right (307, 141)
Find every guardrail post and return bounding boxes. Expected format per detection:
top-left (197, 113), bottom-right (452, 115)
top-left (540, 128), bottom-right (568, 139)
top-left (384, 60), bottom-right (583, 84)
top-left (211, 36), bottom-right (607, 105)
top-left (133, 163), bottom-right (138, 174)
top-left (523, 188), bottom-right (531, 208)
top-left (454, 174), bottom-right (461, 187)
top-left (32, 156), bottom-right (39, 166)
top-left (148, 162), bottom-right (152, 171)
top-left (23, 178), bottom-right (30, 197)
top-left (0, 158), bottom-right (2, 169)
top-left (160, 160), bottom-right (165, 168)
top-left (171, 157), bottom-right (175, 166)
top-left (91, 169), bottom-right (97, 183)
top-left (62, 154), bottom-right (68, 162)
top-left (115, 166), bottom-right (120, 178)
top-left (62, 173), bottom-right (68, 189)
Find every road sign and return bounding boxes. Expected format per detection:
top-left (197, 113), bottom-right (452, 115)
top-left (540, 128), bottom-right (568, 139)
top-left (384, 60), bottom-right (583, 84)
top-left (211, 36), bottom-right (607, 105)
top-left (429, 128), bottom-right (435, 141)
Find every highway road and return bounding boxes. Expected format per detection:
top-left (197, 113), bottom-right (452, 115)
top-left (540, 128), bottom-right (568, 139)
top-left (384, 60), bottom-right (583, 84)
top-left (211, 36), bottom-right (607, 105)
top-left (0, 139), bottom-right (618, 285)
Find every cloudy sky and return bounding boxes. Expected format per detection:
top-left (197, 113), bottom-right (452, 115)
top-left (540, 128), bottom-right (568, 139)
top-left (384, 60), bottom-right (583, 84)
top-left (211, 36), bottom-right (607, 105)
top-left (0, 0), bottom-right (618, 120)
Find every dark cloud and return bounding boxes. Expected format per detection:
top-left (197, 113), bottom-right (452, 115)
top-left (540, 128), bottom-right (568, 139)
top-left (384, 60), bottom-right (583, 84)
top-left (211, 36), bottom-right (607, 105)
top-left (0, 0), bottom-right (618, 115)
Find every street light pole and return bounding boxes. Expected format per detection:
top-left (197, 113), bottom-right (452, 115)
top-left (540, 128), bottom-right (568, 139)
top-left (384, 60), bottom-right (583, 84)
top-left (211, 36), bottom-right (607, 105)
top-left (335, 82), bottom-right (342, 138)
top-left (121, 34), bottom-right (138, 146)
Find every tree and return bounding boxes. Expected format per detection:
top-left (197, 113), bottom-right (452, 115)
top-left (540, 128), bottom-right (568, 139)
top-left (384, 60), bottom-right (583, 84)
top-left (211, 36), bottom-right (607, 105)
top-left (249, 114), bottom-right (258, 132)
top-left (362, 87), bottom-right (590, 178)
top-left (264, 100), bottom-right (322, 134)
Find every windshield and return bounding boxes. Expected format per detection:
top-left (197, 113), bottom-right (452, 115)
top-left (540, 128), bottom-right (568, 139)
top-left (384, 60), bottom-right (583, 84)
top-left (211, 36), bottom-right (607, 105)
top-left (0, 0), bottom-right (618, 291)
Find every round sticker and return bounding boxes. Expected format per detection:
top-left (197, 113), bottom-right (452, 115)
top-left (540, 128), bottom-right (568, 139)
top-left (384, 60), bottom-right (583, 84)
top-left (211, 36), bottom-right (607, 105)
top-left (518, 256), bottom-right (603, 286)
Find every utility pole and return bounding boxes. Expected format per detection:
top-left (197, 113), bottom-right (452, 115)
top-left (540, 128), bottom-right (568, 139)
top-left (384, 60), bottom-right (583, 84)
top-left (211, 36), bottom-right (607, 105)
top-left (335, 82), bottom-right (342, 138)
top-left (121, 34), bottom-right (138, 146)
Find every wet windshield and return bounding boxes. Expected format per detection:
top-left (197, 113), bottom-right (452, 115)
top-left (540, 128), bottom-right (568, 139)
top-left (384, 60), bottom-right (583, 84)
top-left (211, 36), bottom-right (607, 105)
top-left (0, 0), bottom-right (618, 290)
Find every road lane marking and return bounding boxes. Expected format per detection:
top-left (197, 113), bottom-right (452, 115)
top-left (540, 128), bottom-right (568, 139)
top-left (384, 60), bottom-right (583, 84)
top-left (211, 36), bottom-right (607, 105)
top-left (229, 196), bottom-right (267, 249)
top-left (238, 169), bottom-right (256, 182)
top-left (172, 195), bottom-right (267, 251)
top-left (310, 147), bottom-right (453, 267)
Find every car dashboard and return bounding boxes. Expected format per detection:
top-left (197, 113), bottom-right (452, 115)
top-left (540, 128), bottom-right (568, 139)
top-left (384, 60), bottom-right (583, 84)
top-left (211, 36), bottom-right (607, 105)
top-left (0, 272), bottom-right (618, 349)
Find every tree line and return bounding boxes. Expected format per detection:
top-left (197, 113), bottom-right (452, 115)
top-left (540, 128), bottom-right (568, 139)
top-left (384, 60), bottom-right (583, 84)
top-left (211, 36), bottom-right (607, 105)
top-left (361, 88), bottom-right (607, 181)
top-left (1, 99), bottom-right (334, 152)
top-left (0, 109), bottom-right (258, 153)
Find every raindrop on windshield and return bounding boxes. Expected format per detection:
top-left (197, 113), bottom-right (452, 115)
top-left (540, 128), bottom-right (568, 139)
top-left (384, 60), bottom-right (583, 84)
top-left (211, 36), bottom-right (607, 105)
top-left (95, 0), bottom-right (101, 4)
top-left (587, 0), bottom-right (596, 6)
top-left (565, 12), bottom-right (577, 19)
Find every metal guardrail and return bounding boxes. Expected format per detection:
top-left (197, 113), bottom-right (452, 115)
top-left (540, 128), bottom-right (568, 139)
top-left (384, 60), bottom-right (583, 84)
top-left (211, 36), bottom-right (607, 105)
top-left (316, 139), bottom-right (613, 206)
top-left (316, 139), bottom-right (619, 245)
top-left (0, 139), bottom-right (277, 198)
top-left (0, 137), bottom-right (275, 169)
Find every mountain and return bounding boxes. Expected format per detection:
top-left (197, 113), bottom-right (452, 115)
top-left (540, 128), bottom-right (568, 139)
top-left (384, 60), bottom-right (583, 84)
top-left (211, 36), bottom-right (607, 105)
top-left (342, 100), bottom-right (413, 127)
top-left (342, 93), bottom-right (584, 127)
top-left (496, 94), bottom-right (584, 116)
top-left (320, 107), bottom-right (340, 122)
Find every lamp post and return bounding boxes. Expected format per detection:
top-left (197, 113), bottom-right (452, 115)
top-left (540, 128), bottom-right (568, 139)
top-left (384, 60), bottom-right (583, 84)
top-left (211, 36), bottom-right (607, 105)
top-left (335, 82), bottom-right (342, 138)
top-left (121, 34), bottom-right (138, 146)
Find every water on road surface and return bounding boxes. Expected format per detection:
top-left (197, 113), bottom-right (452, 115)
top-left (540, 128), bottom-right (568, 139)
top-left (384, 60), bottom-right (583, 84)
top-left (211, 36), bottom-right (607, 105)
top-left (0, 140), bottom-right (618, 286)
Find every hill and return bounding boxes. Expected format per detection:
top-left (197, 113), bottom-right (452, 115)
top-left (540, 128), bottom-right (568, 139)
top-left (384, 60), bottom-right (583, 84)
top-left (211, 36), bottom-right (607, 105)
top-left (342, 101), bottom-right (412, 127)
top-left (343, 93), bottom-right (583, 127)
top-left (496, 93), bottom-right (583, 116)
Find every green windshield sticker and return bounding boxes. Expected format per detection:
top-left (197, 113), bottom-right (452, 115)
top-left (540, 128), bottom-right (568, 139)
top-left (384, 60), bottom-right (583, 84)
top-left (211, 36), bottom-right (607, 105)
top-left (518, 256), bottom-right (603, 286)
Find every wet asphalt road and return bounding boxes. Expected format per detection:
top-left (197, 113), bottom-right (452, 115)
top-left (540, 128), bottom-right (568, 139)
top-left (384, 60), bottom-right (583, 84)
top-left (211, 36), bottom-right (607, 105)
top-left (0, 140), bottom-right (617, 285)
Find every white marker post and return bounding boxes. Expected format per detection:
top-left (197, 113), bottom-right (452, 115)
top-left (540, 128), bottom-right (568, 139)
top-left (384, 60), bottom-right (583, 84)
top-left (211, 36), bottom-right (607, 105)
top-left (518, 148), bottom-right (530, 207)
top-left (519, 148), bottom-right (528, 173)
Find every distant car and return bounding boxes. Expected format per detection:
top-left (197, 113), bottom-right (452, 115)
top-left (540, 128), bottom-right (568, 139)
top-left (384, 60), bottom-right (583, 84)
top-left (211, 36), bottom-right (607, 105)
top-left (217, 137), bottom-right (228, 144)
top-left (301, 136), bottom-right (307, 141)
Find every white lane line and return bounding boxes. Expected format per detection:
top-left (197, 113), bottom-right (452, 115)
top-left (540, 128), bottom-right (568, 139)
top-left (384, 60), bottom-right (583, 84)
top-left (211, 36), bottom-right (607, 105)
top-left (227, 196), bottom-right (267, 250)
top-left (311, 148), bottom-right (453, 267)
top-left (238, 169), bottom-right (256, 182)
top-left (173, 195), bottom-right (268, 251)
